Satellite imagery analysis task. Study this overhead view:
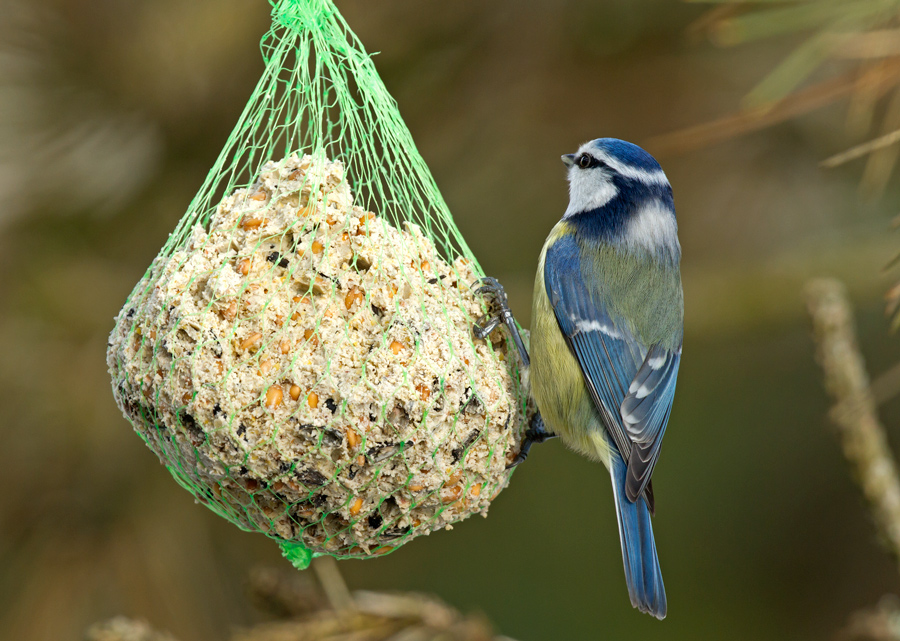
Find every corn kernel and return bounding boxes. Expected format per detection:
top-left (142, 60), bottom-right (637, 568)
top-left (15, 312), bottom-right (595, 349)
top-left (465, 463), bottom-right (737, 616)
top-left (471, 483), bottom-right (482, 497)
top-left (280, 340), bottom-right (291, 355)
top-left (346, 428), bottom-right (361, 449)
top-left (237, 259), bottom-right (251, 276)
top-left (308, 392), bottom-right (319, 408)
top-left (416, 384), bottom-right (430, 401)
top-left (259, 359), bottom-right (275, 376)
top-left (249, 189), bottom-right (267, 201)
top-left (289, 384), bottom-right (301, 401)
top-left (390, 340), bottom-right (403, 355)
top-left (311, 240), bottom-right (324, 254)
top-left (349, 497), bottom-right (363, 515)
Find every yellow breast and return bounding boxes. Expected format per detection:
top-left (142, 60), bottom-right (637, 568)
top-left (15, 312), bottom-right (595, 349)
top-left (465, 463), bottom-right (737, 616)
top-left (529, 223), bottom-right (612, 466)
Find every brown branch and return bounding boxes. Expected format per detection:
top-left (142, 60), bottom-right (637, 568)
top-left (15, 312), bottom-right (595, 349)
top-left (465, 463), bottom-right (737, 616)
top-left (647, 61), bottom-right (900, 156)
top-left (805, 278), bottom-right (900, 567)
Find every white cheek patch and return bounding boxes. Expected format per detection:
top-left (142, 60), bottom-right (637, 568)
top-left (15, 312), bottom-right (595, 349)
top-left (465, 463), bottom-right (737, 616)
top-left (564, 168), bottom-right (617, 218)
top-left (623, 200), bottom-right (680, 256)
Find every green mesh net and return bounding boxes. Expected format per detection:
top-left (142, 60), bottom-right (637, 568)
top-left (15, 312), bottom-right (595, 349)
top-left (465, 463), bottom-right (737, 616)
top-left (106, 0), bottom-right (529, 569)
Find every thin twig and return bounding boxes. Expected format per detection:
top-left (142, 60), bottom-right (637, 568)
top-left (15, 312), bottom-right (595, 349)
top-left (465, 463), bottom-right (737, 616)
top-left (312, 555), bottom-right (355, 613)
top-left (805, 278), bottom-right (900, 568)
top-left (821, 129), bottom-right (900, 168)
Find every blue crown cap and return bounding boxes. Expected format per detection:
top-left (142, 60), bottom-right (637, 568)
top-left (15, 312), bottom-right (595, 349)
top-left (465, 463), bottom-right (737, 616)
top-left (590, 138), bottom-right (662, 172)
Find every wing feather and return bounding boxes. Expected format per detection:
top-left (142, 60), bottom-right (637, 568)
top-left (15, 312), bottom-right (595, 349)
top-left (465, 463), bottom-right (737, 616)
top-left (544, 236), bottom-right (680, 504)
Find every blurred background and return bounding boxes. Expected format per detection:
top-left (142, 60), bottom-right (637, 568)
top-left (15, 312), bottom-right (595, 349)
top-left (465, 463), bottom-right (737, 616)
top-left (2, 0), bottom-right (899, 639)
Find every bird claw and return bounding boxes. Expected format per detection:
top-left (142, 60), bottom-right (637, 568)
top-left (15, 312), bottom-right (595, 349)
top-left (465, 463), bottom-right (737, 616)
top-left (474, 276), bottom-right (507, 299)
top-left (507, 412), bottom-right (555, 469)
top-left (471, 276), bottom-right (530, 367)
top-left (472, 314), bottom-right (501, 340)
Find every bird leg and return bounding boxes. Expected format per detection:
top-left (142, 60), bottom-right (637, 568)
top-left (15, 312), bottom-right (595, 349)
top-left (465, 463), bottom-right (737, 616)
top-left (507, 412), bottom-right (556, 469)
top-left (472, 277), bottom-right (530, 367)
top-left (473, 277), bottom-right (556, 466)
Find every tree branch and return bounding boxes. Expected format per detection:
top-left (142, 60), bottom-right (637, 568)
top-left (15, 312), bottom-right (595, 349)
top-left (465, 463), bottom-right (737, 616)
top-left (805, 278), bottom-right (900, 567)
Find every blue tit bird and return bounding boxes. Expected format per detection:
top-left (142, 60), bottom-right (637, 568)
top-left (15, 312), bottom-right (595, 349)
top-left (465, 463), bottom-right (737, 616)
top-left (530, 138), bottom-right (682, 619)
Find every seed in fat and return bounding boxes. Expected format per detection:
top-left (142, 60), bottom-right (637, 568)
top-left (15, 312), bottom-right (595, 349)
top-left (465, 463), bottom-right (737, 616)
top-left (289, 384), bottom-right (301, 401)
top-left (237, 259), bottom-right (251, 276)
top-left (346, 428), bottom-right (361, 449)
top-left (311, 240), bottom-right (324, 254)
top-left (240, 332), bottom-right (263, 351)
top-left (308, 392), bottom-right (319, 408)
top-left (344, 287), bottom-right (364, 310)
top-left (349, 497), bottom-right (363, 515)
top-left (280, 340), bottom-right (291, 354)
top-left (222, 301), bottom-right (238, 321)
top-left (442, 485), bottom-right (462, 504)
top-left (249, 190), bottom-right (267, 201)
top-left (390, 340), bottom-right (403, 355)
top-left (265, 385), bottom-right (283, 410)
top-left (241, 216), bottom-right (264, 230)
top-left (259, 359), bottom-right (275, 376)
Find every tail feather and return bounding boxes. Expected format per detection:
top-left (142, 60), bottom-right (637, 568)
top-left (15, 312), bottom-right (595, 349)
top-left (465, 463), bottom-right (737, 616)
top-left (611, 455), bottom-right (667, 619)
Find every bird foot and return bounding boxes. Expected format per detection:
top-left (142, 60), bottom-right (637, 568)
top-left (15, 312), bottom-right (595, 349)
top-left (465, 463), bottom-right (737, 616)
top-left (472, 277), bottom-right (530, 367)
top-left (507, 412), bottom-right (556, 469)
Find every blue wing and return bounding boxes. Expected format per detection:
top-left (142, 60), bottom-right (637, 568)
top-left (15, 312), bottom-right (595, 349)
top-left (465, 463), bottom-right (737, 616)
top-left (621, 344), bottom-right (680, 502)
top-left (544, 235), bottom-right (680, 503)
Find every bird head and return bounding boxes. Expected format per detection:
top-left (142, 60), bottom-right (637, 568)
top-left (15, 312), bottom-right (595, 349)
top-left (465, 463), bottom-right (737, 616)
top-left (562, 138), bottom-right (679, 261)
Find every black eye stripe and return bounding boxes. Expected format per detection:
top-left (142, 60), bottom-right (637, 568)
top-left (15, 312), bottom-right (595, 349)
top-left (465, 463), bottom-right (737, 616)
top-left (577, 153), bottom-right (607, 169)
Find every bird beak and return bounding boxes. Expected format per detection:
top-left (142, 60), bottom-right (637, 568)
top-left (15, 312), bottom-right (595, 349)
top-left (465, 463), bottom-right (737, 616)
top-left (561, 154), bottom-right (576, 167)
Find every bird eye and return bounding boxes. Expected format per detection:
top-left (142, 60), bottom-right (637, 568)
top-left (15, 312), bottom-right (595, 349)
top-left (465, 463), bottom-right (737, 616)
top-left (578, 154), bottom-right (592, 168)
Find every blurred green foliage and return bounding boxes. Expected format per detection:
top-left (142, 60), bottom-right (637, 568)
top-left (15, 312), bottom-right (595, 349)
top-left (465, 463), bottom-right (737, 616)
top-left (1, 1), bottom-right (899, 640)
